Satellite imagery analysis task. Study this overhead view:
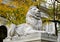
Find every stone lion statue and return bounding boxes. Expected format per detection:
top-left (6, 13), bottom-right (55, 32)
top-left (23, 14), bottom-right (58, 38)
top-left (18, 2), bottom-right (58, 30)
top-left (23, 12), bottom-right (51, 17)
top-left (7, 6), bottom-right (49, 40)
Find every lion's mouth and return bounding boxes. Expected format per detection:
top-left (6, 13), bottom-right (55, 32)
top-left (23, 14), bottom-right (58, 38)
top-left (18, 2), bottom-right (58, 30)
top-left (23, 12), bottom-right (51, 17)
top-left (35, 12), bottom-right (41, 17)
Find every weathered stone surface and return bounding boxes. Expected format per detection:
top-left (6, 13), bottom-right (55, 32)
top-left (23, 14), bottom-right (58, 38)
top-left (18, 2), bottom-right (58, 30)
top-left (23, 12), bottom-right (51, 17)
top-left (3, 32), bottom-right (57, 42)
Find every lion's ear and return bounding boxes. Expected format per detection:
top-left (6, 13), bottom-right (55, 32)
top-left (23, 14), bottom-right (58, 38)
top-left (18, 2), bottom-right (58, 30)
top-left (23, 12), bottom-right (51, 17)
top-left (29, 6), bottom-right (33, 9)
top-left (29, 6), bottom-right (36, 9)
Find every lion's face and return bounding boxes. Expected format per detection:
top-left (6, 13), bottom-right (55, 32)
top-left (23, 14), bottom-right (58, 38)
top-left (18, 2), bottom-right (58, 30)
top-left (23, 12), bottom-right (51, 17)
top-left (29, 6), bottom-right (40, 17)
top-left (30, 6), bottom-right (40, 13)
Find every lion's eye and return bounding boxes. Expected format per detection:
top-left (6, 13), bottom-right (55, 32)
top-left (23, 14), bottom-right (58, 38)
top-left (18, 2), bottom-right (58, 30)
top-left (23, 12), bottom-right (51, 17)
top-left (34, 9), bottom-right (36, 10)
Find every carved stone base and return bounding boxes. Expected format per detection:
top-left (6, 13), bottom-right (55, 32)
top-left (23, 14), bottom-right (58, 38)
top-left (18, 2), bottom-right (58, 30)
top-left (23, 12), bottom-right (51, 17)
top-left (3, 31), bottom-right (57, 42)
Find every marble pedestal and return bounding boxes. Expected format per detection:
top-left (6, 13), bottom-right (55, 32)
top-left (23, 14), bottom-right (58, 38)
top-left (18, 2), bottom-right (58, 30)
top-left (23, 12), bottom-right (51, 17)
top-left (3, 31), bottom-right (57, 42)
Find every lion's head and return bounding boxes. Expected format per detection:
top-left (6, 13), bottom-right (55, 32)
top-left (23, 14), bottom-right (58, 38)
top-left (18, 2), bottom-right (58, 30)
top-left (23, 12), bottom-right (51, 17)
top-left (27, 6), bottom-right (41, 18)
